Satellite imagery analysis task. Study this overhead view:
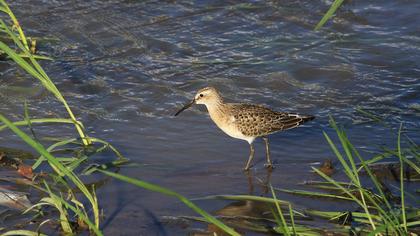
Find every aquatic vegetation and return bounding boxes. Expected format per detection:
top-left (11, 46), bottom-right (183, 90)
top-left (0, 114), bottom-right (102, 234)
top-left (275, 118), bottom-right (419, 235)
top-left (269, 185), bottom-right (319, 236)
top-left (309, 118), bottom-right (419, 234)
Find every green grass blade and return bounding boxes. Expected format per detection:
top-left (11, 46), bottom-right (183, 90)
top-left (32, 138), bottom-right (78, 169)
top-left (314, 0), bottom-right (345, 30)
top-left (0, 118), bottom-right (80, 132)
top-left (330, 118), bottom-right (360, 183)
top-left (0, 41), bottom-right (44, 80)
top-left (311, 167), bottom-right (363, 208)
top-left (307, 210), bottom-right (381, 221)
top-left (270, 185), bottom-right (290, 236)
top-left (323, 131), bottom-right (357, 183)
top-left (356, 151), bottom-right (394, 172)
top-left (276, 188), bottom-right (353, 201)
top-left (89, 137), bottom-right (126, 160)
top-left (18, 53), bottom-right (53, 60)
top-left (0, 0), bottom-right (29, 50)
top-left (0, 230), bottom-right (47, 236)
top-left (346, 137), bottom-right (402, 231)
top-left (49, 187), bottom-right (102, 235)
top-left (23, 101), bottom-right (38, 140)
top-left (42, 183), bottom-right (73, 234)
top-left (288, 203), bottom-right (297, 236)
top-left (355, 107), bottom-right (384, 123)
top-left (402, 156), bottom-right (420, 175)
top-left (397, 123), bottom-right (407, 232)
top-left (327, 118), bottom-right (408, 233)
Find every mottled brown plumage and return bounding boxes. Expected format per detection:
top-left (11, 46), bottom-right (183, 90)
top-left (228, 104), bottom-right (314, 137)
top-left (175, 87), bottom-right (315, 170)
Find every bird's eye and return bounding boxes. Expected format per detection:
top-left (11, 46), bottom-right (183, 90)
top-left (199, 94), bottom-right (204, 97)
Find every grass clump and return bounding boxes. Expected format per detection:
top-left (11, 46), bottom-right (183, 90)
top-left (0, 114), bottom-right (102, 235)
top-left (304, 117), bottom-right (419, 235)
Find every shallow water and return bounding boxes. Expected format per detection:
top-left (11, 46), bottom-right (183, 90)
top-left (1, 0), bottom-right (419, 234)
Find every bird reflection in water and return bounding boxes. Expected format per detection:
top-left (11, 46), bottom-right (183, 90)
top-left (192, 169), bottom-right (277, 236)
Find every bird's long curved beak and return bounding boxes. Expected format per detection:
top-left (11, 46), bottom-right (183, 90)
top-left (174, 99), bottom-right (195, 116)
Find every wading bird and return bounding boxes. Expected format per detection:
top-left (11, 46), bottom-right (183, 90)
top-left (175, 87), bottom-right (314, 170)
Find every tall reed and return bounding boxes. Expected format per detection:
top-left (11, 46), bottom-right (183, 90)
top-left (0, 0), bottom-right (90, 145)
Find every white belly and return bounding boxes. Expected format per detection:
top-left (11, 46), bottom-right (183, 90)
top-left (210, 114), bottom-right (255, 144)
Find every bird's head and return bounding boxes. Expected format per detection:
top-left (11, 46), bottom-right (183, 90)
top-left (194, 87), bottom-right (222, 105)
top-left (174, 87), bottom-right (223, 116)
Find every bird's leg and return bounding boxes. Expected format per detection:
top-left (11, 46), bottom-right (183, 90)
top-left (244, 143), bottom-right (255, 171)
top-left (263, 137), bottom-right (273, 169)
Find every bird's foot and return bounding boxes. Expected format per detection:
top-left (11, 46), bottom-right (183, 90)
top-left (264, 163), bottom-right (274, 169)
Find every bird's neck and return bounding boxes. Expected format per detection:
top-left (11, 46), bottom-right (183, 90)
top-left (206, 99), bottom-right (227, 122)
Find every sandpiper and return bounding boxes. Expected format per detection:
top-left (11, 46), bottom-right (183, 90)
top-left (174, 87), bottom-right (314, 170)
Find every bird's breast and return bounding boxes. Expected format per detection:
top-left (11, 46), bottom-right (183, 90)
top-left (208, 109), bottom-right (250, 141)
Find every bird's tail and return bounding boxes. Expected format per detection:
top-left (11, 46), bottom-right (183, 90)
top-left (278, 114), bottom-right (315, 130)
top-left (301, 115), bottom-right (315, 123)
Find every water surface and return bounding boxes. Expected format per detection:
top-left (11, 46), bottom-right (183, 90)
top-left (1, 0), bottom-right (419, 234)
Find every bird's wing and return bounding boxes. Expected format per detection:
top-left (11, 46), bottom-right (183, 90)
top-left (230, 104), bottom-right (313, 137)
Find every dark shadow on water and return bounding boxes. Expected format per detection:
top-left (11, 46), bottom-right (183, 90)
top-left (100, 196), bottom-right (130, 231)
top-left (143, 207), bottom-right (168, 236)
